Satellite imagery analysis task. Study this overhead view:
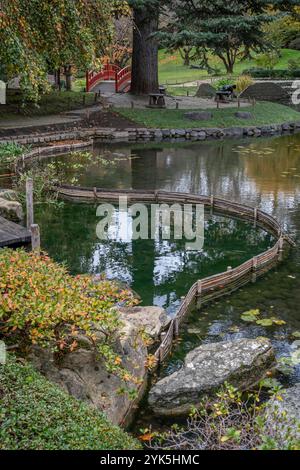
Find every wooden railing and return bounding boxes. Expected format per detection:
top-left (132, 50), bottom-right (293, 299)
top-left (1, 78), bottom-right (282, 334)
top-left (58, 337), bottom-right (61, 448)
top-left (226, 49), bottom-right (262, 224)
top-left (86, 63), bottom-right (120, 92)
top-left (56, 186), bottom-right (295, 364)
top-left (115, 66), bottom-right (132, 93)
top-left (86, 63), bottom-right (131, 93)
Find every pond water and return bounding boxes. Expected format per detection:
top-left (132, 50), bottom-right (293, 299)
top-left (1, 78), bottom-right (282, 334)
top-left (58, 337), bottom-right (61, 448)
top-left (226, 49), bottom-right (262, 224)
top-left (30, 133), bottom-right (300, 420)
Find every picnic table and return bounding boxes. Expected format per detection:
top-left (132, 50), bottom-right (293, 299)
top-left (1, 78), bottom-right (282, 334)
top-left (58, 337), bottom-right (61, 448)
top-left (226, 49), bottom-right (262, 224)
top-left (215, 90), bottom-right (233, 102)
top-left (148, 93), bottom-right (166, 108)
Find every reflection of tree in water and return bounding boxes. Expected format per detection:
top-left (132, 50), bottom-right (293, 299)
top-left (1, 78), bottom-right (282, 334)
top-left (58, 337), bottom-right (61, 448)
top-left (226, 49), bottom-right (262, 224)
top-left (36, 201), bottom-right (272, 311)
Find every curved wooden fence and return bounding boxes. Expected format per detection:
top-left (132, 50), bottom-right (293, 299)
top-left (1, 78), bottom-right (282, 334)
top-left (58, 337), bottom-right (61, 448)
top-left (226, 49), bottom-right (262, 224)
top-left (57, 185), bottom-right (295, 364)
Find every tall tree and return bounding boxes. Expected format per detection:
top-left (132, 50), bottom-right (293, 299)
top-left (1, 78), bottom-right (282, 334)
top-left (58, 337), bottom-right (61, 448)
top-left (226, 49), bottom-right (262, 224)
top-left (161, 0), bottom-right (300, 74)
top-left (0, 0), bottom-right (113, 100)
top-left (127, 0), bottom-right (162, 94)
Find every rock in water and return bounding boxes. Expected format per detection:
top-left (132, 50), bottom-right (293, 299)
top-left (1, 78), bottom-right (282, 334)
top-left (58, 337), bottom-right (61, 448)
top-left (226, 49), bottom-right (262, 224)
top-left (148, 338), bottom-right (275, 416)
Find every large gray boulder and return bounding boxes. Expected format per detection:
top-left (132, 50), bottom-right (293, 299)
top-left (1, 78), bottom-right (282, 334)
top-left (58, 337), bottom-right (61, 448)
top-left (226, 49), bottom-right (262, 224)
top-left (0, 197), bottom-right (23, 222)
top-left (195, 83), bottom-right (216, 98)
top-left (119, 306), bottom-right (170, 341)
top-left (149, 338), bottom-right (275, 416)
top-left (240, 82), bottom-right (290, 105)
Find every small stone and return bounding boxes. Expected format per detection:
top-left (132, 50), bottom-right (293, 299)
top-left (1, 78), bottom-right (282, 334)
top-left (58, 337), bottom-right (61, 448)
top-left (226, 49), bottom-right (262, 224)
top-left (184, 112), bottom-right (213, 121)
top-left (235, 112), bottom-right (253, 120)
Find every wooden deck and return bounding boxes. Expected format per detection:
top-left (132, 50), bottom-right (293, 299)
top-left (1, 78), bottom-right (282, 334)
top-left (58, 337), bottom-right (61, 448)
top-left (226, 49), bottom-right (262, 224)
top-left (0, 216), bottom-right (31, 248)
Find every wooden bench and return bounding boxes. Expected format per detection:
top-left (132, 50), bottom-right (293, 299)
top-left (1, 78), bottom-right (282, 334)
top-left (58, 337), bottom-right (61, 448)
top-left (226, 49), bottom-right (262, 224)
top-left (147, 93), bottom-right (166, 108)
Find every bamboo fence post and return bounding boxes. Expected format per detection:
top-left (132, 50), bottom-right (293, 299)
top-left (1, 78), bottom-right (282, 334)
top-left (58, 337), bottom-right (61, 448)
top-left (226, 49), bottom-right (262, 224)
top-left (173, 318), bottom-right (179, 337)
top-left (252, 256), bottom-right (258, 283)
top-left (210, 195), bottom-right (214, 215)
top-left (254, 207), bottom-right (258, 227)
top-left (31, 224), bottom-right (41, 255)
top-left (197, 280), bottom-right (202, 309)
top-left (26, 178), bottom-right (34, 230)
top-left (278, 237), bottom-right (284, 262)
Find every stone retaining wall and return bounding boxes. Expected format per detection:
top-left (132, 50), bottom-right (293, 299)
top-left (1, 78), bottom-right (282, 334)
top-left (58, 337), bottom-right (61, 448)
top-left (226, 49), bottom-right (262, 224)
top-left (1, 121), bottom-right (300, 147)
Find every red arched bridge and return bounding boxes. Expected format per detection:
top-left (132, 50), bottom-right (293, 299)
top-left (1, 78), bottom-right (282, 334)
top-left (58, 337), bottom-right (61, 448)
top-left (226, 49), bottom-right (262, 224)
top-left (86, 63), bottom-right (131, 93)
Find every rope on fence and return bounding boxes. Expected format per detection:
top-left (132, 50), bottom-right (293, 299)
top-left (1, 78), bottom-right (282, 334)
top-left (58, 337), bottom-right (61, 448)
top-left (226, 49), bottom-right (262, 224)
top-left (56, 185), bottom-right (295, 365)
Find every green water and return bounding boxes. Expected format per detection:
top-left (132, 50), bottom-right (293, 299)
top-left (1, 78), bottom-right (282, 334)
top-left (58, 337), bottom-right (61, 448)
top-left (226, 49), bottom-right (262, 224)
top-left (33, 133), bottom-right (300, 391)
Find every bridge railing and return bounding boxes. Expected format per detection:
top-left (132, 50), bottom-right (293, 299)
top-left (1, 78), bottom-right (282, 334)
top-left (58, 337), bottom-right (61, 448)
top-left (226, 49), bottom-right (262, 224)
top-left (115, 65), bottom-right (132, 93)
top-left (86, 63), bottom-right (120, 92)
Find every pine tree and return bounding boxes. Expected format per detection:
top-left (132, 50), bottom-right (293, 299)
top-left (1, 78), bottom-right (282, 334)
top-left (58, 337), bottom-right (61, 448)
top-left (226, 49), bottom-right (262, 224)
top-left (161, 0), bottom-right (300, 74)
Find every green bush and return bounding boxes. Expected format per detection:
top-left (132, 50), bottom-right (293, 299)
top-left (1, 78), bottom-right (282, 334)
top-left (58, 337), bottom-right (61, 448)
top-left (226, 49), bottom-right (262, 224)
top-left (255, 52), bottom-right (280, 70)
top-left (0, 356), bottom-right (140, 450)
top-left (0, 143), bottom-right (27, 165)
top-left (0, 248), bottom-right (138, 381)
top-left (243, 67), bottom-right (300, 79)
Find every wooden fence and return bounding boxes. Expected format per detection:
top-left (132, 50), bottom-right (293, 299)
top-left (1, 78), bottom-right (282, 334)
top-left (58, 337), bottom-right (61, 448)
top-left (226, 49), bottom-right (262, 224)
top-left (57, 185), bottom-right (295, 364)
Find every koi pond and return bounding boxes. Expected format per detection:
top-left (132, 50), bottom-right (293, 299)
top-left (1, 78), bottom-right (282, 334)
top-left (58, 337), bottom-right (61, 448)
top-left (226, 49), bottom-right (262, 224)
top-left (24, 133), bottom-right (300, 405)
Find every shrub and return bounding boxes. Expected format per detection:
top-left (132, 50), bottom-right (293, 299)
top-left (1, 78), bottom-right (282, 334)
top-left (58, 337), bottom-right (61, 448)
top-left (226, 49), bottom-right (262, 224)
top-left (255, 52), bottom-right (280, 70)
top-left (214, 78), bottom-right (234, 90)
top-left (0, 249), bottom-right (138, 379)
top-left (236, 75), bottom-right (254, 94)
top-left (289, 37), bottom-right (300, 51)
top-left (0, 143), bottom-right (27, 165)
top-left (243, 68), bottom-right (300, 79)
top-left (148, 383), bottom-right (300, 451)
top-left (0, 356), bottom-right (141, 450)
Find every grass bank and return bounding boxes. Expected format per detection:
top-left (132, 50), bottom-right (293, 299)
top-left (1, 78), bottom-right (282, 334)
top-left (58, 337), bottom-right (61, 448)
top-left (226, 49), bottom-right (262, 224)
top-left (0, 356), bottom-right (141, 450)
top-left (0, 90), bottom-right (96, 121)
top-left (115, 102), bottom-right (300, 129)
top-left (158, 48), bottom-right (300, 84)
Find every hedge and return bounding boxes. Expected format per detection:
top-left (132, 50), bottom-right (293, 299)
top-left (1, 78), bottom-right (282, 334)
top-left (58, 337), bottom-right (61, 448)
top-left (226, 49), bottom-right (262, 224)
top-left (0, 356), bottom-right (141, 450)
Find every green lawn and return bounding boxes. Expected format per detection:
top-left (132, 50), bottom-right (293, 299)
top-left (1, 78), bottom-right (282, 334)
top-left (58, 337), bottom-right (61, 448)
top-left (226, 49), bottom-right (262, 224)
top-left (115, 102), bottom-right (300, 129)
top-left (0, 356), bottom-right (141, 450)
top-left (159, 48), bottom-right (300, 84)
top-left (0, 90), bottom-right (96, 121)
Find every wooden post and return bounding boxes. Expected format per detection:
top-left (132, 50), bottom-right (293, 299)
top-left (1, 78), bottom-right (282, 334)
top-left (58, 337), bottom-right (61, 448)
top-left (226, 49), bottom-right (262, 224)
top-left (131, 101), bottom-right (134, 109)
top-left (173, 318), bottom-right (179, 337)
top-left (176, 102), bottom-right (179, 109)
top-left (278, 237), bottom-right (284, 262)
top-left (252, 256), bottom-right (258, 283)
top-left (254, 207), bottom-right (258, 228)
top-left (238, 99), bottom-right (241, 108)
top-left (197, 280), bottom-right (202, 309)
top-left (26, 178), bottom-right (34, 229)
top-left (31, 224), bottom-right (40, 255)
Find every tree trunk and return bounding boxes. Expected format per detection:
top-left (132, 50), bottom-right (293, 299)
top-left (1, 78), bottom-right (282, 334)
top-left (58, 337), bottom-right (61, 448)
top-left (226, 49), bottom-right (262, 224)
top-left (130, 8), bottom-right (159, 95)
top-left (64, 65), bottom-right (72, 91)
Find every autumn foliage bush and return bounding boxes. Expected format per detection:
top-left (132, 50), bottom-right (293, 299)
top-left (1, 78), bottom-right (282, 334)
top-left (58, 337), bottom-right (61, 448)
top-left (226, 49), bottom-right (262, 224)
top-left (0, 249), bottom-right (138, 373)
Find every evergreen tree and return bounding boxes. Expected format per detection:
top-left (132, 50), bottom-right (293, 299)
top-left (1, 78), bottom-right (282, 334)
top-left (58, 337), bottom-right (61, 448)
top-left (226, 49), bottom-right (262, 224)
top-left (161, 0), bottom-right (300, 73)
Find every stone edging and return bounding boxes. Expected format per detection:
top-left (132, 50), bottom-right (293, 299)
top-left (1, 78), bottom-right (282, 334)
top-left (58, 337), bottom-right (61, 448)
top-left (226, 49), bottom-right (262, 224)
top-left (2, 121), bottom-right (300, 147)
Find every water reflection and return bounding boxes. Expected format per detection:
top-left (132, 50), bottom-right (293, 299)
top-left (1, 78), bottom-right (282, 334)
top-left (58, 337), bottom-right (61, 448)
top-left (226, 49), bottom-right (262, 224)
top-left (34, 133), bottom-right (300, 381)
